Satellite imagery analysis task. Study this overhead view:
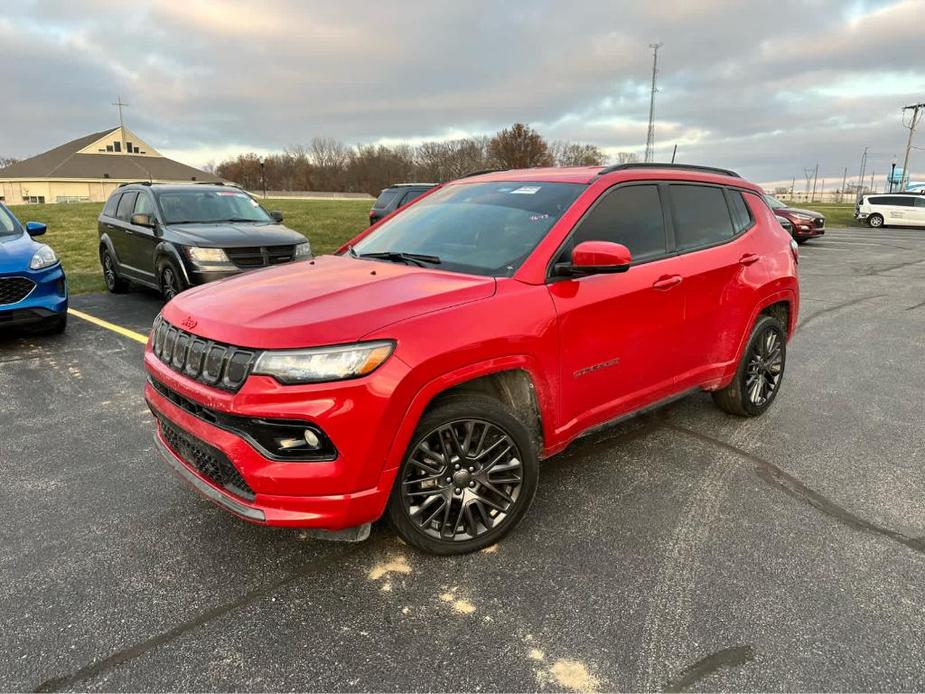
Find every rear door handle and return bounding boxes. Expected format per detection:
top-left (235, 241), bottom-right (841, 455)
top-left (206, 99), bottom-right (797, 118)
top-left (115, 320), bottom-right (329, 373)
top-left (653, 275), bottom-right (683, 290)
top-left (739, 253), bottom-right (760, 266)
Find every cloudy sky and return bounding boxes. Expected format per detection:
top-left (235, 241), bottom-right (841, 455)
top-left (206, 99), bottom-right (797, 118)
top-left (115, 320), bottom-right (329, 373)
top-left (1, 0), bottom-right (923, 185)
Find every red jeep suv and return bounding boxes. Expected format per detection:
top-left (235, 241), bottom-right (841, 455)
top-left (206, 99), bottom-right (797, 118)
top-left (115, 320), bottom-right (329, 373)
top-left (144, 163), bottom-right (799, 554)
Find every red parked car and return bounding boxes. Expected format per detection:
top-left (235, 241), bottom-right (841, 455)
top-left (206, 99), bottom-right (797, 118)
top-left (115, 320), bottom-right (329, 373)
top-left (764, 194), bottom-right (825, 244)
top-left (144, 163), bottom-right (799, 554)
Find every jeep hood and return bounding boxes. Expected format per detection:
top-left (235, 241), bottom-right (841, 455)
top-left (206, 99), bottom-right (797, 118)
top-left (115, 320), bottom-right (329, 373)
top-left (162, 254), bottom-right (497, 349)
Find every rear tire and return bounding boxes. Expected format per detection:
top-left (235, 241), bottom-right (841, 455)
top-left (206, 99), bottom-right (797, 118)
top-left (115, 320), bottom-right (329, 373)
top-left (868, 214), bottom-right (884, 228)
top-left (386, 393), bottom-right (539, 555)
top-left (101, 248), bottom-right (129, 293)
top-left (712, 315), bottom-right (786, 417)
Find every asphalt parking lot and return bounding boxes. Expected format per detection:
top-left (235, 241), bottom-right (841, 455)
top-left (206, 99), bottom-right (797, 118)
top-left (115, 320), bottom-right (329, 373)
top-left (1, 226), bottom-right (924, 692)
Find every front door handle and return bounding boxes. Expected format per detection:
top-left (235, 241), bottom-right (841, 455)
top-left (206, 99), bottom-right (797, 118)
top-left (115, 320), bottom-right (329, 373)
top-left (653, 275), bottom-right (683, 290)
top-left (739, 253), bottom-right (760, 266)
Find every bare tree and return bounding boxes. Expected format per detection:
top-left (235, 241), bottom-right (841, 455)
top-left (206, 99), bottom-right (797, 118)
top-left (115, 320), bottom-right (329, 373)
top-left (616, 152), bottom-right (640, 164)
top-left (550, 141), bottom-right (607, 167)
top-left (488, 123), bottom-right (553, 169)
top-left (0, 156), bottom-right (19, 169)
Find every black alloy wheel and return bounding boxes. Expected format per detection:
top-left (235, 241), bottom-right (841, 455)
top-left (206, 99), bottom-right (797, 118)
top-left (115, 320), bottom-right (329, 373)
top-left (101, 249), bottom-right (128, 293)
top-left (159, 262), bottom-right (183, 302)
top-left (712, 315), bottom-right (787, 417)
top-left (387, 394), bottom-right (538, 554)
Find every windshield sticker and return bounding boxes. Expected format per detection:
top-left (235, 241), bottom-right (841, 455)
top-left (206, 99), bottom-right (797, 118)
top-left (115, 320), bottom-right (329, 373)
top-left (510, 186), bottom-right (541, 195)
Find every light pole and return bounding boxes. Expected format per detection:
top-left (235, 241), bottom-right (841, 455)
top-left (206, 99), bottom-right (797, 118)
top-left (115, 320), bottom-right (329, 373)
top-left (889, 158), bottom-right (897, 193)
top-left (260, 159), bottom-right (267, 199)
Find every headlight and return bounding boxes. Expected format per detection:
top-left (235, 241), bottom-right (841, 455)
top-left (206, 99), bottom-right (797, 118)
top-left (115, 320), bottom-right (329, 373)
top-left (30, 245), bottom-right (58, 270)
top-left (252, 340), bottom-right (395, 384)
top-left (793, 213), bottom-right (815, 221)
top-left (294, 242), bottom-right (311, 259)
top-left (185, 247), bottom-right (230, 264)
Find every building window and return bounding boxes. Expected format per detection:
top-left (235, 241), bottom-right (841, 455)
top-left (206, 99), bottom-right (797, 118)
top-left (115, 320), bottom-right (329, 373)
top-left (106, 145), bottom-right (113, 152)
top-left (56, 195), bottom-right (90, 203)
top-left (113, 141), bottom-right (122, 152)
top-left (23, 196), bottom-right (46, 204)
top-left (126, 141), bottom-right (133, 153)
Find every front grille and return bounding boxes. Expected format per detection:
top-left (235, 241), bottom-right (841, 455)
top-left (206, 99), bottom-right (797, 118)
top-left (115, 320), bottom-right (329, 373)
top-left (151, 316), bottom-right (256, 392)
top-left (813, 218), bottom-right (825, 229)
top-left (225, 245), bottom-right (295, 269)
top-left (156, 412), bottom-right (255, 501)
top-left (0, 277), bottom-right (36, 306)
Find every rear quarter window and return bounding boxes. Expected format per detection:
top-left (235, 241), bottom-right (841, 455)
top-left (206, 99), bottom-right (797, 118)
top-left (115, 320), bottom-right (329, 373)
top-left (727, 190), bottom-right (753, 233)
top-left (115, 192), bottom-right (138, 221)
top-left (374, 189), bottom-right (401, 210)
top-left (103, 193), bottom-right (121, 217)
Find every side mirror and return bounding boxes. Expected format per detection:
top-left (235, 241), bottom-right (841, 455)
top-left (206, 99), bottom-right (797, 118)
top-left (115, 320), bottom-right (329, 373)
top-left (270, 211), bottom-right (284, 223)
top-left (131, 213), bottom-right (156, 228)
top-left (556, 241), bottom-right (632, 277)
top-left (25, 221), bottom-right (47, 236)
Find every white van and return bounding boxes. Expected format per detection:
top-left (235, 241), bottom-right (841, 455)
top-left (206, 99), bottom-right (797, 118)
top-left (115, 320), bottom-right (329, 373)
top-left (855, 193), bottom-right (925, 228)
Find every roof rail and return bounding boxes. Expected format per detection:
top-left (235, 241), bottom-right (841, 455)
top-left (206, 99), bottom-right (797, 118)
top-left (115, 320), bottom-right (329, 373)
top-left (460, 168), bottom-right (506, 179)
top-left (389, 182), bottom-right (439, 188)
top-left (118, 181), bottom-right (153, 187)
top-left (596, 162), bottom-right (741, 178)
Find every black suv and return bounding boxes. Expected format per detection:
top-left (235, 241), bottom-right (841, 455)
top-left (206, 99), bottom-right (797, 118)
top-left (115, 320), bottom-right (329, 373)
top-left (369, 183), bottom-right (437, 225)
top-left (98, 183), bottom-right (311, 300)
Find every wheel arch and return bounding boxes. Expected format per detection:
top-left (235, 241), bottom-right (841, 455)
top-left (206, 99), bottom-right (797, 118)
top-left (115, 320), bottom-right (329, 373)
top-left (383, 357), bottom-right (554, 476)
top-left (722, 290), bottom-right (796, 388)
top-left (98, 233), bottom-right (118, 262)
top-left (154, 242), bottom-right (192, 285)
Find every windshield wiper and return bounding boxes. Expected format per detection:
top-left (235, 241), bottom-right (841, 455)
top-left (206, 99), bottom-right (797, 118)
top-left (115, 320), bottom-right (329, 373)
top-left (357, 251), bottom-right (442, 267)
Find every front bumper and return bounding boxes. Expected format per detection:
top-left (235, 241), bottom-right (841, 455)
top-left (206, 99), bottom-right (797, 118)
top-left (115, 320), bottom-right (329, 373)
top-left (0, 264), bottom-right (67, 327)
top-left (143, 347), bottom-right (411, 529)
top-left (792, 222), bottom-right (825, 238)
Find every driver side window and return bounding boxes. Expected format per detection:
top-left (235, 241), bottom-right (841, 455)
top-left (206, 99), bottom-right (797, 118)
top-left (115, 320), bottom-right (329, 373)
top-left (568, 184), bottom-right (668, 263)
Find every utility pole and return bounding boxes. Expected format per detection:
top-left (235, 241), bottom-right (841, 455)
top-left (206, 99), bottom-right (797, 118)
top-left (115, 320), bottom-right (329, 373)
top-left (856, 146), bottom-right (869, 200)
top-left (670, 144), bottom-right (677, 163)
top-left (890, 158), bottom-right (897, 192)
top-left (644, 42), bottom-right (663, 163)
top-left (840, 167), bottom-right (847, 203)
top-left (900, 103), bottom-right (925, 191)
top-left (803, 167), bottom-right (814, 200)
top-left (791, 177), bottom-right (795, 197)
top-left (810, 162), bottom-right (819, 202)
top-left (112, 96), bottom-right (129, 152)
top-left (870, 171), bottom-right (876, 194)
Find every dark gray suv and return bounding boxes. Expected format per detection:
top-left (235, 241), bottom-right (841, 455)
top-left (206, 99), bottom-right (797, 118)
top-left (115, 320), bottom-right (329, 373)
top-left (98, 183), bottom-right (311, 301)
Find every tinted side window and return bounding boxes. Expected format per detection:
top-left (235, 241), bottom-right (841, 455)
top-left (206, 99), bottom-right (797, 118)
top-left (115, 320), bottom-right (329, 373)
top-left (571, 184), bottom-right (667, 262)
top-left (399, 189), bottom-right (428, 207)
top-left (103, 193), bottom-right (121, 217)
top-left (374, 189), bottom-right (401, 210)
top-left (915, 197), bottom-right (925, 208)
top-left (877, 196), bottom-right (914, 207)
top-left (670, 185), bottom-right (735, 251)
top-left (727, 190), bottom-right (753, 233)
top-left (134, 192), bottom-right (156, 216)
top-left (115, 192), bottom-right (138, 221)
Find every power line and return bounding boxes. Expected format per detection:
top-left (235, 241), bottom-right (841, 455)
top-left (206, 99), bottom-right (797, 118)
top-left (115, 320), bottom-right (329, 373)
top-left (644, 42), bottom-right (662, 163)
top-left (899, 102), bottom-right (925, 190)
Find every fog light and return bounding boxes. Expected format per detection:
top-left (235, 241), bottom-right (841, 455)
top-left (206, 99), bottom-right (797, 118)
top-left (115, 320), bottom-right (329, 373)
top-left (303, 429), bottom-right (320, 449)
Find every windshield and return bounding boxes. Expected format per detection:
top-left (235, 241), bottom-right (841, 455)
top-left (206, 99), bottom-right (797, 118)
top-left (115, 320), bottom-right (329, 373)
top-left (764, 195), bottom-right (787, 210)
top-left (352, 181), bottom-right (586, 276)
top-left (0, 205), bottom-right (21, 237)
top-left (156, 190), bottom-right (272, 224)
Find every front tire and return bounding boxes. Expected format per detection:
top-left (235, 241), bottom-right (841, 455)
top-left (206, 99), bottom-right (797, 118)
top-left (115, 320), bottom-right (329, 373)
top-left (712, 315), bottom-right (786, 417)
top-left (386, 393), bottom-right (539, 555)
top-left (157, 259), bottom-right (186, 302)
top-left (868, 214), bottom-right (884, 228)
top-left (38, 313), bottom-right (67, 335)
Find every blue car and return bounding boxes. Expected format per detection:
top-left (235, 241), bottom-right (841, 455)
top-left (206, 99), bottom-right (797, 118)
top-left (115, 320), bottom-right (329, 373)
top-left (0, 202), bottom-right (68, 333)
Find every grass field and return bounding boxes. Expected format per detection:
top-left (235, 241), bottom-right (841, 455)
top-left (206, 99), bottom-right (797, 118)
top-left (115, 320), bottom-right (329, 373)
top-left (8, 197), bottom-right (863, 295)
top-left (780, 201), bottom-right (858, 227)
top-left (7, 198), bottom-right (372, 294)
